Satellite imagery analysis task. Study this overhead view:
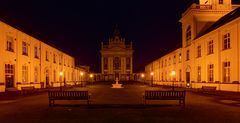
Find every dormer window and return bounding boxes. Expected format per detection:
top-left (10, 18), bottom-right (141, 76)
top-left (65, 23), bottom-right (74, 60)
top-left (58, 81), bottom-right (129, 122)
top-left (219, 0), bottom-right (223, 4)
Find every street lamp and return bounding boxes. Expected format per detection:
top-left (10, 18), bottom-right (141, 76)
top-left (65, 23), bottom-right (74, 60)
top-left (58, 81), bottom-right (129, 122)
top-left (171, 71), bottom-right (176, 90)
top-left (89, 73), bottom-right (93, 85)
top-left (59, 72), bottom-right (63, 90)
top-left (141, 73), bottom-right (145, 84)
top-left (150, 72), bottom-right (154, 87)
top-left (80, 72), bottom-right (84, 87)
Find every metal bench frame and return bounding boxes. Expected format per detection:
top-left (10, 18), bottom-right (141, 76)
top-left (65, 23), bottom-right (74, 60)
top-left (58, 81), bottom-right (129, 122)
top-left (201, 86), bottom-right (217, 94)
top-left (48, 91), bottom-right (90, 106)
top-left (21, 86), bottom-right (36, 95)
top-left (143, 90), bottom-right (186, 106)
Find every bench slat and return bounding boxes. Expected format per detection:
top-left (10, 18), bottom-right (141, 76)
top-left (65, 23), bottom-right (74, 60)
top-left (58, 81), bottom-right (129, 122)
top-left (48, 91), bottom-right (90, 106)
top-left (144, 90), bottom-right (186, 106)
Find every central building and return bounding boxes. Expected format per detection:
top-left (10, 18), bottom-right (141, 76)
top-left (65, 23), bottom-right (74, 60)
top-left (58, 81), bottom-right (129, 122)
top-left (100, 28), bottom-right (133, 81)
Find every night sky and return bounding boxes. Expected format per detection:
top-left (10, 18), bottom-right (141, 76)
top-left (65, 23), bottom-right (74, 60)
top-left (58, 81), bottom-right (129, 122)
top-left (0, 0), bottom-right (239, 72)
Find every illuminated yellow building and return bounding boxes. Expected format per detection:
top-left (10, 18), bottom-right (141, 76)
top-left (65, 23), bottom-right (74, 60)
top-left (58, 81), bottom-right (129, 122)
top-left (0, 20), bottom-right (87, 92)
top-left (145, 0), bottom-right (240, 92)
top-left (100, 28), bottom-right (134, 81)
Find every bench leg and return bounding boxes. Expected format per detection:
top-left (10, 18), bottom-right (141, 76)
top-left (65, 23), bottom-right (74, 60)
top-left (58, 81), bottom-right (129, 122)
top-left (49, 100), bottom-right (52, 106)
top-left (179, 99), bottom-right (185, 107)
top-left (49, 100), bottom-right (55, 106)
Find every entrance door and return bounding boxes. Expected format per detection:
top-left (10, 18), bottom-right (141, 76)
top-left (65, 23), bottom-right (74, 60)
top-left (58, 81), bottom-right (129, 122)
top-left (46, 70), bottom-right (49, 88)
top-left (186, 72), bottom-right (190, 83)
top-left (5, 64), bottom-right (14, 88)
top-left (115, 72), bottom-right (119, 79)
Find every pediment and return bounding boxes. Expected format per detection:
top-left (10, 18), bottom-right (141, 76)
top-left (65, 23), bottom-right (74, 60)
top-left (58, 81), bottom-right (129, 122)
top-left (104, 46), bottom-right (129, 51)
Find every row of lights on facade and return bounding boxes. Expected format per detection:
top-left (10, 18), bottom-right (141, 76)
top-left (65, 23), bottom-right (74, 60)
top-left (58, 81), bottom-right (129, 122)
top-left (59, 71), bottom-right (94, 78)
top-left (140, 71), bottom-right (176, 78)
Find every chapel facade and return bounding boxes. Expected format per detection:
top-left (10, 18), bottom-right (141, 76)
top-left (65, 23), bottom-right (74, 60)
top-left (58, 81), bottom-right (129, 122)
top-left (100, 28), bottom-right (133, 81)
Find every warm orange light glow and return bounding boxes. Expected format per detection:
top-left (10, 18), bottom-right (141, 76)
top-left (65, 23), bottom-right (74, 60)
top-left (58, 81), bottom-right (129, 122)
top-left (141, 73), bottom-right (145, 78)
top-left (80, 72), bottom-right (84, 76)
top-left (59, 72), bottom-right (63, 76)
top-left (89, 74), bottom-right (93, 78)
top-left (150, 72), bottom-right (154, 76)
top-left (171, 71), bottom-right (176, 76)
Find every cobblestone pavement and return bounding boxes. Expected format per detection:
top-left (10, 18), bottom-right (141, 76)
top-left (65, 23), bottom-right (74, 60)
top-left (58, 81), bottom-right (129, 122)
top-left (0, 83), bottom-right (240, 123)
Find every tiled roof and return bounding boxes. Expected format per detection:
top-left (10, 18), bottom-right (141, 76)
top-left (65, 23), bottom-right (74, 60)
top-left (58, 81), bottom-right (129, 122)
top-left (196, 7), bottom-right (240, 39)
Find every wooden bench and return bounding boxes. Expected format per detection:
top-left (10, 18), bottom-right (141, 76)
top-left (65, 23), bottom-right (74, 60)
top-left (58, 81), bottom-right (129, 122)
top-left (201, 86), bottom-right (217, 94)
top-left (143, 90), bottom-right (186, 106)
top-left (48, 91), bottom-right (90, 106)
top-left (21, 86), bottom-right (37, 95)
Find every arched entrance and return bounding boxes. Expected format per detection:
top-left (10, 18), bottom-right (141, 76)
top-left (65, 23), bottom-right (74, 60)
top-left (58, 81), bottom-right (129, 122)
top-left (186, 65), bottom-right (191, 87)
top-left (45, 69), bottom-right (50, 88)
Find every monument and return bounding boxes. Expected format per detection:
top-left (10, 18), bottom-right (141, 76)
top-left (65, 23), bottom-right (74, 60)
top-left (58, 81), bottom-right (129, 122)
top-left (111, 78), bottom-right (123, 88)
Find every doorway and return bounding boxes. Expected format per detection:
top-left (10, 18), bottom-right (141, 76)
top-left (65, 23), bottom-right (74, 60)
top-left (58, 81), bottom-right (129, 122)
top-left (5, 64), bottom-right (14, 88)
top-left (186, 72), bottom-right (190, 84)
top-left (46, 70), bottom-right (50, 88)
top-left (115, 72), bottom-right (119, 79)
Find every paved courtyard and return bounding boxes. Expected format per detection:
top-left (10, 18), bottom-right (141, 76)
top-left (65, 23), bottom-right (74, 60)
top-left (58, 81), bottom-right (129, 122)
top-left (0, 82), bottom-right (240, 123)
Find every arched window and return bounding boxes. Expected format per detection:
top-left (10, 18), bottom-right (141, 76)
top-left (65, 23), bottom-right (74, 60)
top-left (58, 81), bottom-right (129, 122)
top-left (113, 57), bottom-right (121, 70)
top-left (186, 26), bottom-right (191, 45)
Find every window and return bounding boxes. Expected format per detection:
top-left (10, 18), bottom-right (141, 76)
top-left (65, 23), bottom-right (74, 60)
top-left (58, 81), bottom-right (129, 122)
top-left (173, 55), bottom-right (176, 64)
top-left (53, 54), bottom-right (56, 63)
top-left (223, 61), bottom-right (230, 83)
top-left (46, 51), bottom-right (49, 61)
top-left (126, 57), bottom-right (131, 70)
top-left (113, 57), bottom-right (121, 70)
top-left (179, 53), bottom-right (182, 63)
top-left (165, 71), bottom-right (167, 81)
top-left (104, 57), bottom-right (108, 70)
top-left (34, 46), bottom-right (39, 58)
top-left (208, 40), bottom-right (214, 54)
top-left (22, 41), bottom-right (28, 56)
top-left (186, 26), bottom-right (191, 46)
top-left (6, 36), bottom-right (14, 52)
top-left (168, 57), bottom-right (171, 66)
top-left (165, 59), bottom-right (167, 67)
top-left (208, 64), bottom-right (214, 82)
top-left (53, 70), bottom-right (56, 82)
top-left (197, 45), bottom-right (201, 58)
top-left (34, 67), bottom-right (38, 82)
top-left (179, 69), bottom-right (182, 82)
top-left (219, 0), bottom-right (223, 4)
top-left (161, 72), bottom-right (163, 81)
top-left (22, 65), bottom-right (28, 83)
top-left (186, 50), bottom-right (190, 61)
top-left (59, 55), bottom-right (62, 65)
top-left (197, 66), bottom-right (201, 82)
top-left (223, 33), bottom-right (230, 50)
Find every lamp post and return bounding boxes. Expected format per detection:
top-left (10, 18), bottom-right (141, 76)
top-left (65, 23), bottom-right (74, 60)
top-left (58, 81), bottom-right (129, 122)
top-left (171, 71), bottom-right (176, 91)
top-left (89, 73), bottom-right (93, 85)
top-left (150, 72), bottom-right (154, 87)
top-left (80, 72), bottom-right (84, 87)
top-left (141, 73), bottom-right (145, 85)
top-left (59, 72), bottom-right (63, 91)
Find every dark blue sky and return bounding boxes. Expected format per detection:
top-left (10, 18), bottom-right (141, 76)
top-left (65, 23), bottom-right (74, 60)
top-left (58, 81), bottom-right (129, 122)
top-left (0, 0), bottom-right (239, 72)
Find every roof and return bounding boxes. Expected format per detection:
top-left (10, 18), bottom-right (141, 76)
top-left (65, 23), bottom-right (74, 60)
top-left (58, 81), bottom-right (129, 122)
top-left (0, 14), bottom-right (74, 57)
top-left (196, 7), bottom-right (240, 39)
